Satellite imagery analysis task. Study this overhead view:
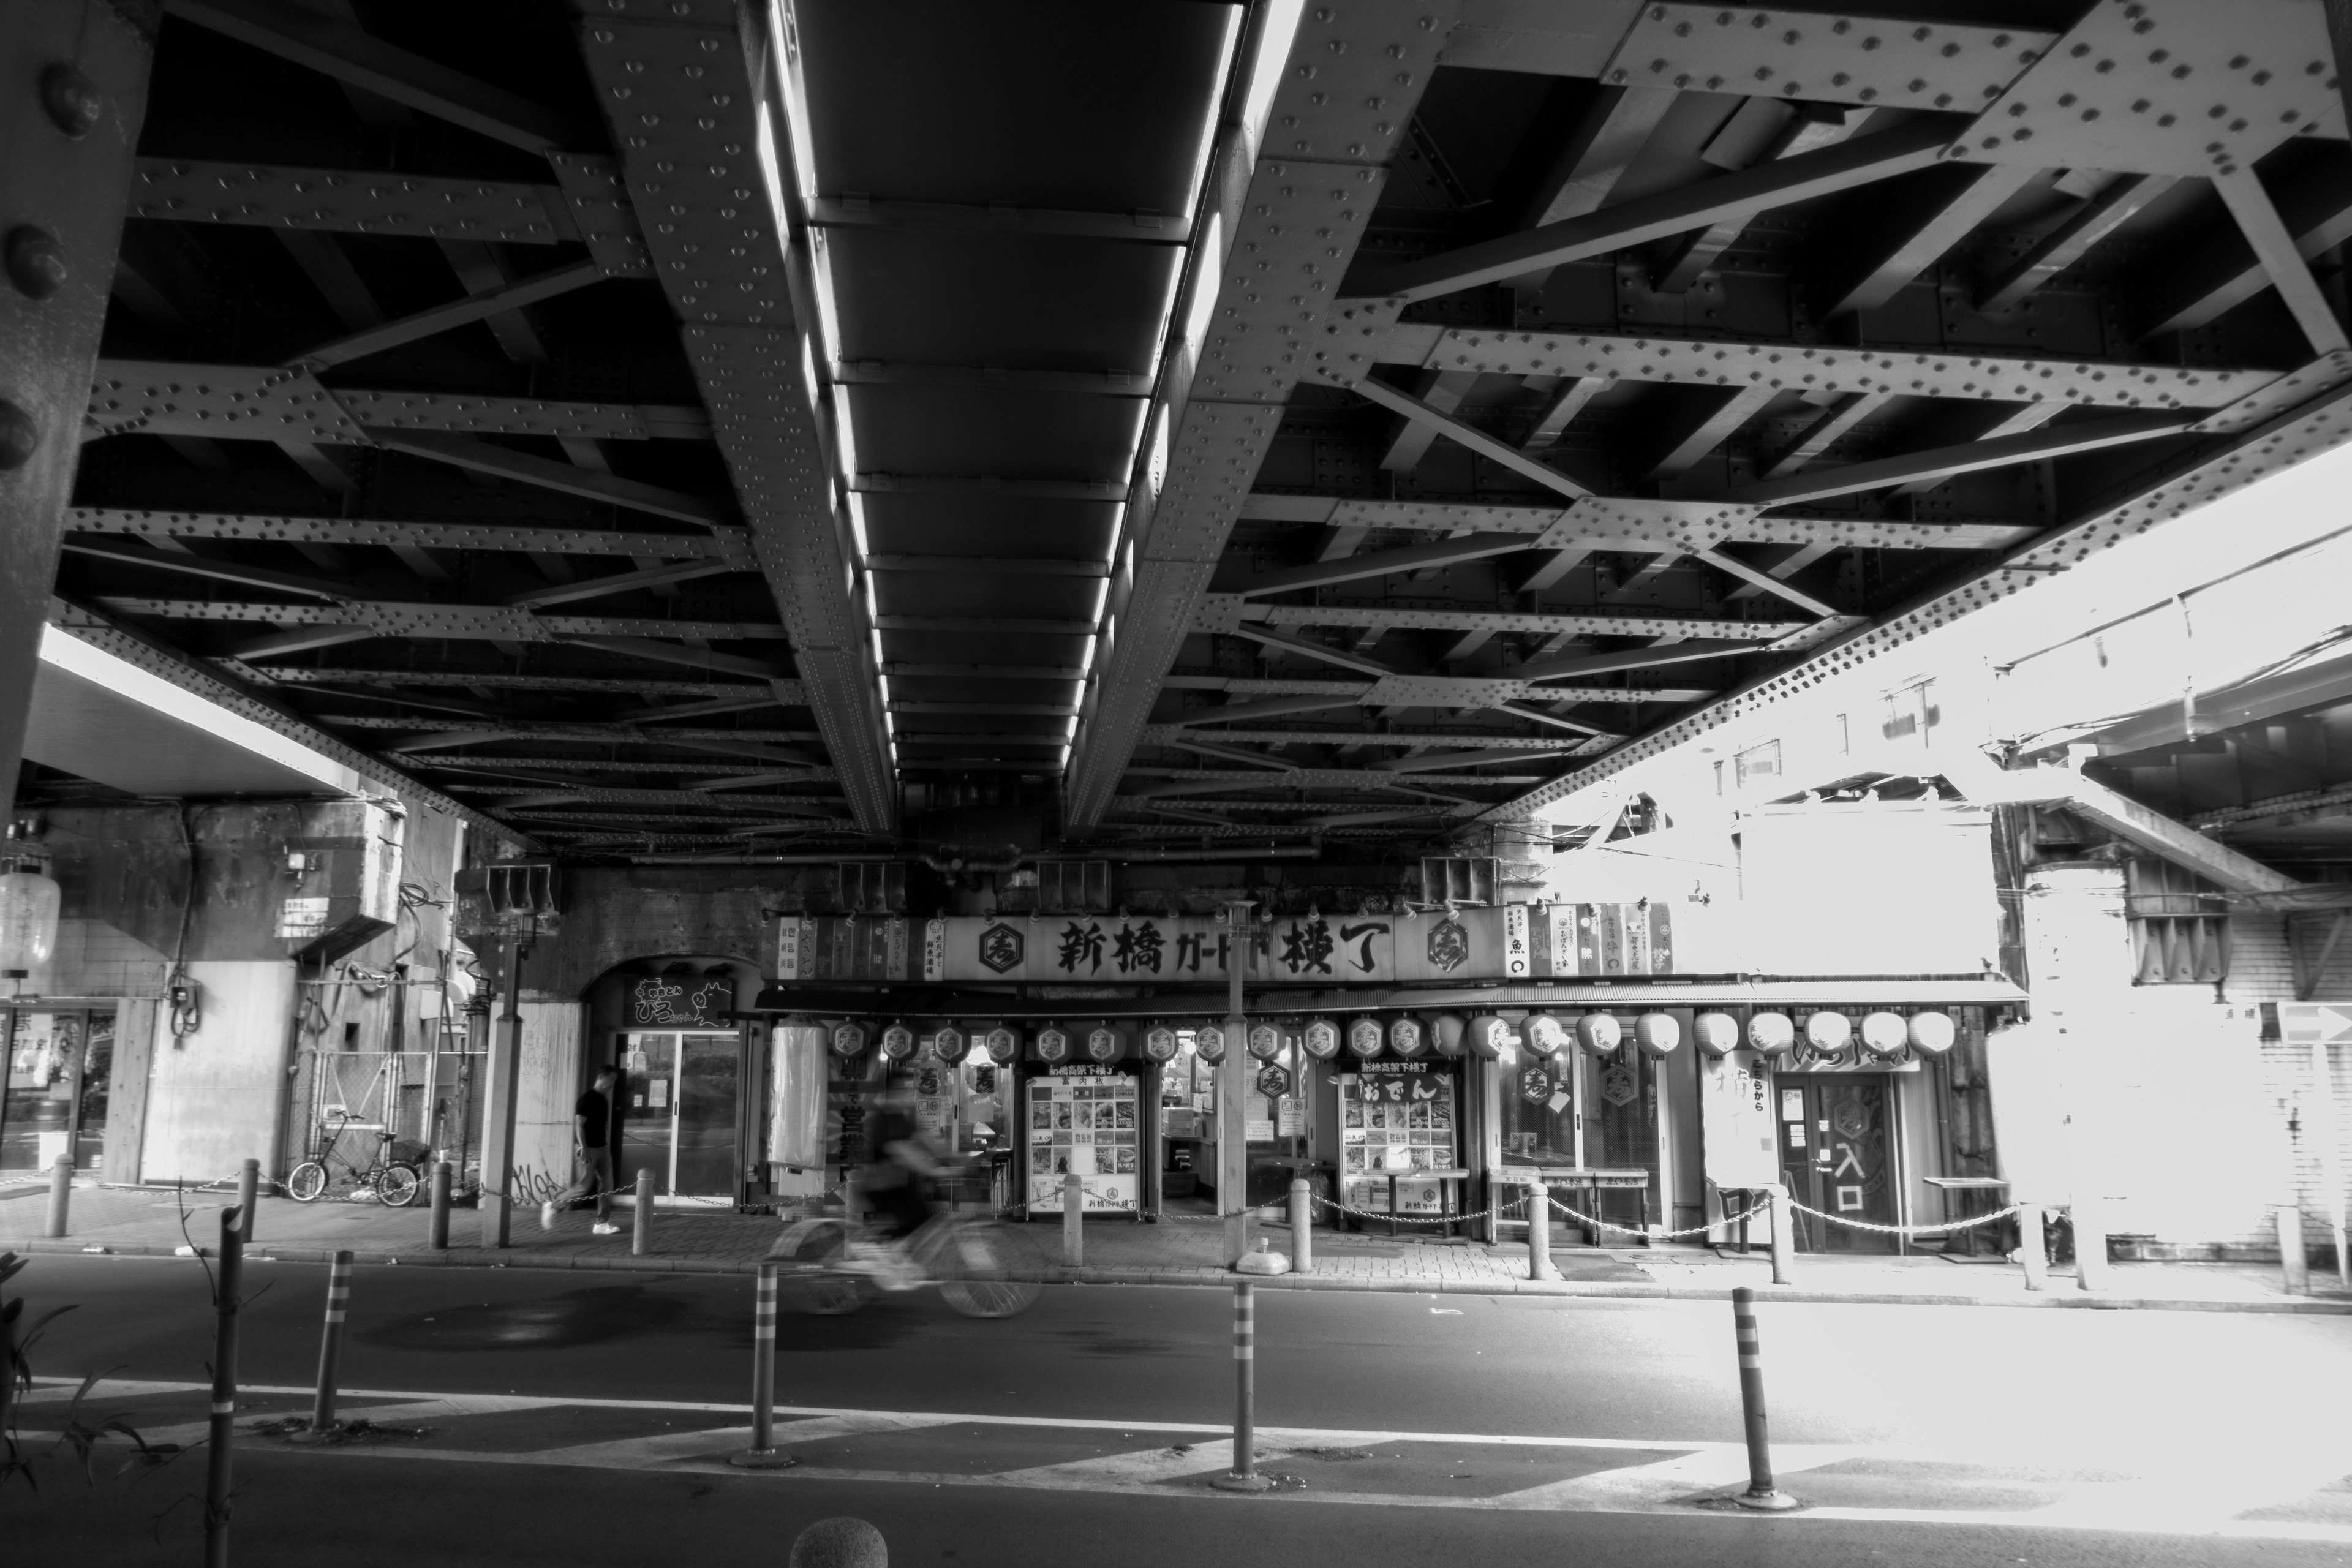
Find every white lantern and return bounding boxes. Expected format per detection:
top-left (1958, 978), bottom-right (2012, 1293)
top-left (1521, 1012), bottom-right (1569, 1058)
top-left (1692, 1012), bottom-right (1741, 1058)
top-left (1194, 1022), bottom-right (1226, 1065)
top-left (1246, 1022), bottom-right (1282, 1060)
top-left (1858, 1012), bottom-right (1909, 1060)
top-left (1634, 1012), bottom-right (1681, 1058)
top-left (1747, 1012), bottom-right (1795, 1057)
top-left (0, 856), bottom-right (60, 977)
top-left (1574, 1012), bottom-right (1622, 1057)
top-left (1804, 1011), bottom-right (1852, 1054)
top-left (1907, 1011), bottom-right (1957, 1055)
top-left (1387, 1016), bottom-right (1428, 1058)
top-left (1465, 1014), bottom-right (1512, 1061)
top-left (1347, 1017), bottom-right (1385, 1058)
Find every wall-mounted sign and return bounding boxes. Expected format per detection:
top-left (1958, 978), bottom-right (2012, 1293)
top-left (1256, 1065), bottom-right (1292, 1099)
top-left (767, 904), bottom-right (1694, 987)
top-left (631, 974), bottom-right (734, 1029)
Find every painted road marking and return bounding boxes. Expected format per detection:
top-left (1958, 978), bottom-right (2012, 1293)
top-left (23, 1378), bottom-right (2352, 1540)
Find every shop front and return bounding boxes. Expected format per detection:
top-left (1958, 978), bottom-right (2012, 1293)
top-left (751, 910), bottom-right (2018, 1250)
top-left (582, 960), bottom-right (763, 1205)
top-left (1, 1005), bottom-right (115, 1175)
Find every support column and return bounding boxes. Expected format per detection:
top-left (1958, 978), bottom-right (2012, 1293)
top-left (0, 3), bottom-right (157, 818)
top-left (1221, 900), bottom-right (1255, 1267)
top-left (477, 932), bottom-right (529, 1248)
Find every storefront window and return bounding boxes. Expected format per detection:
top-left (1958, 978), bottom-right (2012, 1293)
top-left (1025, 1063), bottom-right (1141, 1212)
top-left (2, 1009), bottom-right (109, 1175)
top-left (1338, 1060), bottom-right (1459, 1215)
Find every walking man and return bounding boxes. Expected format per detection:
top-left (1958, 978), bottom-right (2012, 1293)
top-left (542, 1063), bottom-right (622, 1235)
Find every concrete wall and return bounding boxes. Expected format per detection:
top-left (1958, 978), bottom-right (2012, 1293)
top-left (138, 959), bottom-right (295, 1185)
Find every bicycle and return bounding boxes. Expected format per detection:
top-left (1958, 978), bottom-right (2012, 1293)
top-left (767, 1161), bottom-right (1041, 1319)
top-left (286, 1109), bottom-right (423, 1207)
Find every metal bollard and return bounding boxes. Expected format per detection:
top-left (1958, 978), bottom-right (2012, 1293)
top-left (1766, 1185), bottom-right (1795, 1286)
top-left (1729, 1287), bottom-right (1798, 1509)
top-left (43, 1157), bottom-right (70, 1238)
top-left (204, 1207), bottom-right (245, 1568)
top-left (633, 1169), bottom-right (654, 1257)
top-left (2017, 1201), bottom-right (2049, 1291)
top-left (429, 1161), bottom-right (452, 1250)
top-left (2280, 1199), bottom-right (2312, 1297)
top-left (1063, 1170), bottom-right (1083, 1267)
top-left (1526, 1177), bottom-right (1559, 1281)
top-left (236, 1159), bottom-right (259, 1243)
top-left (1208, 1279), bottom-right (1273, 1492)
top-left (1288, 1178), bottom-right (1313, 1273)
top-left (309, 1250), bottom-right (354, 1431)
top-left (729, 1262), bottom-right (794, 1469)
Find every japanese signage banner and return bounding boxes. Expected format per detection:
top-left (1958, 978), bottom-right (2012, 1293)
top-left (771, 904), bottom-right (1682, 986)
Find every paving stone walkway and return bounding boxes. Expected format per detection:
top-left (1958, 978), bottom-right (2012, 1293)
top-left (1, 1180), bottom-right (2342, 1311)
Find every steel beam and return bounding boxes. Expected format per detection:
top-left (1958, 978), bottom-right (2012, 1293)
top-left (1347, 117), bottom-right (1964, 305)
top-left (254, 667), bottom-right (780, 698)
top-left (1978, 174), bottom-right (2179, 314)
top-left (1233, 493), bottom-right (2035, 551)
top-left (1166, 694), bottom-right (1368, 728)
top-left (2, 2), bottom-right (155, 818)
top-left (1504, 639), bottom-right (1759, 681)
top-left (1062, 1), bottom-right (1460, 832)
top-left (867, 554), bottom-right (1107, 577)
top-left (806, 195), bottom-right (1186, 244)
top-left (1373, 325), bottom-right (2275, 412)
top-left (1222, 600), bottom-right (1801, 641)
top-left (2212, 167), bottom-right (2352, 357)
top-left (1727, 413), bottom-right (2196, 507)
top-left (59, 537), bottom-right (349, 599)
top-left (67, 507), bottom-right (752, 565)
top-left (503, 560), bottom-right (736, 608)
top-left (291, 260), bottom-right (606, 369)
top-left (1824, 164), bottom-right (2040, 319)
top-left (1231, 533), bottom-right (1543, 597)
top-left (1348, 375), bottom-right (1591, 499)
top-left (369, 431), bottom-right (730, 527)
top-left (163, 0), bottom-right (592, 154)
top-left (96, 597), bottom-right (786, 640)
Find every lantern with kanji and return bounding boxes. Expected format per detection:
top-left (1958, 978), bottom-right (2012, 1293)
top-left (931, 1023), bottom-right (970, 1063)
top-left (1692, 1011), bottom-right (1740, 1058)
top-left (1035, 1024), bottom-right (1071, 1064)
top-left (1143, 1023), bottom-right (1178, 1062)
top-left (1858, 1012), bottom-right (1908, 1060)
top-left (1194, 1022), bottom-right (1227, 1065)
top-left (1747, 1011), bottom-right (1796, 1058)
top-left (1804, 1011), bottom-right (1852, 1055)
top-left (1085, 1023), bottom-right (1125, 1063)
top-left (1246, 1022), bottom-right (1282, 1061)
top-left (880, 1023), bottom-right (918, 1060)
top-left (1574, 1012), bottom-right (1622, 1057)
top-left (1346, 1017), bottom-right (1384, 1059)
top-left (984, 1025), bottom-right (1020, 1065)
top-left (1387, 1016), bottom-right (1428, 1058)
top-left (1302, 1018), bottom-right (1341, 1059)
top-left (829, 1020), bottom-right (869, 1058)
top-left (1521, 1012), bottom-right (1569, 1058)
top-left (1464, 1014), bottom-right (1512, 1061)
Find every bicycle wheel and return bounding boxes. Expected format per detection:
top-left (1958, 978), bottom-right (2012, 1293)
top-left (779, 1272), bottom-right (872, 1316)
top-left (286, 1161), bottom-right (328, 1203)
top-left (937, 1230), bottom-right (1041, 1319)
top-left (375, 1163), bottom-right (423, 1207)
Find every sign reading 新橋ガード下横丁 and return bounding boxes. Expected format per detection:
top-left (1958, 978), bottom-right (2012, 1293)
top-left (769, 905), bottom-right (1687, 986)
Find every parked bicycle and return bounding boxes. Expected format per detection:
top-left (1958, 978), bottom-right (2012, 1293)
top-left (768, 1161), bottom-right (1039, 1318)
top-left (287, 1109), bottom-right (423, 1207)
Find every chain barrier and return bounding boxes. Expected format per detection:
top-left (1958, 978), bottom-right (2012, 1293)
top-left (1781, 1198), bottom-right (2025, 1237)
top-left (1538, 1194), bottom-right (1769, 1242)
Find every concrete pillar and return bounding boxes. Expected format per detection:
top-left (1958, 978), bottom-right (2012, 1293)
top-left (477, 933), bottom-right (528, 1248)
top-left (0, 4), bottom-right (156, 817)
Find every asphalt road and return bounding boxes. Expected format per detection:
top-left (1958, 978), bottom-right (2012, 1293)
top-left (7, 1253), bottom-right (2351, 1567)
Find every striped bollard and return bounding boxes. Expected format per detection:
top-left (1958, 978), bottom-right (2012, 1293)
top-left (730, 1262), bottom-right (794, 1469)
top-left (1208, 1279), bottom-right (1273, 1492)
top-left (204, 1208), bottom-right (245, 1568)
top-left (309, 1249), bottom-right (354, 1431)
top-left (1730, 1287), bottom-right (1798, 1510)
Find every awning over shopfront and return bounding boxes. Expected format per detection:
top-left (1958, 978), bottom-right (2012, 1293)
top-left (747, 975), bottom-right (2024, 1019)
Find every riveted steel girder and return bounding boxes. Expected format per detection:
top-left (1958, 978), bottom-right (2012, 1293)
top-left (1063, 0), bottom-right (1466, 830)
top-left (66, 507), bottom-right (756, 566)
top-left (574, 0), bottom-right (896, 834)
top-left (2, 1), bottom-right (156, 819)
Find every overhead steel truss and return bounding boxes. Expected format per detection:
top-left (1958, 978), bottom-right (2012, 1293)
top-left (1061, 0), bottom-right (2352, 840)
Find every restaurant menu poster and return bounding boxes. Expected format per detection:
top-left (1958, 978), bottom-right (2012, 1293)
top-left (1026, 1063), bottom-right (1140, 1215)
top-left (1340, 1063), bottom-right (1457, 1215)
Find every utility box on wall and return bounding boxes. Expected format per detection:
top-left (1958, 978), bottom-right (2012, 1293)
top-left (279, 801), bottom-right (405, 965)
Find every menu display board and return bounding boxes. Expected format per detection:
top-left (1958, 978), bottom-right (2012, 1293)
top-left (1340, 1063), bottom-right (1458, 1215)
top-left (1025, 1063), bottom-right (1142, 1215)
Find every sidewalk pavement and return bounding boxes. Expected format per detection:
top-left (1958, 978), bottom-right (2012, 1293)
top-left (2, 1180), bottom-right (2345, 1313)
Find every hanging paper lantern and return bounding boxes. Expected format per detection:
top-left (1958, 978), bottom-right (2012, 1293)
top-left (1634, 1012), bottom-right (1681, 1058)
top-left (1246, 1022), bottom-right (1282, 1060)
top-left (1747, 1012), bottom-right (1795, 1057)
top-left (1804, 1011), bottom-right (1852, 1054)
top-left (1194, 1022), bottom-right (1227, 1065)
top-left (1387, 1016), bottom-right (1428, 1058)
top-left (1346, 1017), bottom-right (1384, 1058)
top-left (1427, 1013), bottom-right (1466, 1056)
top-left (1035, 1025), bottom-right (1071, 1064)
top-left (931, 1023), bottom-right (971, 1064)
top-left (1907, 1011), bottom-right (1957, 1055)
top-left (984, 1025), bottom-right (1020, 1065)
top-left (1143, 1024), bottom-right (1178, 1063)
top-left (1858, 1012), bottom-right (1909, 1060)
top-left (828, 1020), bottom-right (869, 1058)
top-left (1464, 1014), bottom-right (1512, 1061)
top-left (1302, 1018), bottom-right (1341, 1060)
top-left (1521, 1012), bottom-right (1569, 1058)
top-left (0, 854), bottom-right (60, 976)
top-left (880, 1023), bottom-right (918, 1060)
top-left (1574, 1012), bottom-right (1623, 1057)
top-left (1692, 1012), bottom-right (1741, 1058)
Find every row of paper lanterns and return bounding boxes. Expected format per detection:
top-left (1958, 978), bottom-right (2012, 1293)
top-left (818, 1008), bottom-right (1956, 1067)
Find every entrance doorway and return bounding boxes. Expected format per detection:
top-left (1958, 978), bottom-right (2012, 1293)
top-left (615, 1030), bottom-right (740, 1198)
top-left (1777, 1074), bottom-right (1899, 1254)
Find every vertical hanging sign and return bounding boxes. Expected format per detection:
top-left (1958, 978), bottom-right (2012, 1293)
top-left (922, 918), bottom-right (947, 982)
top-left (1503, 903), bottom-right (1531, 979)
